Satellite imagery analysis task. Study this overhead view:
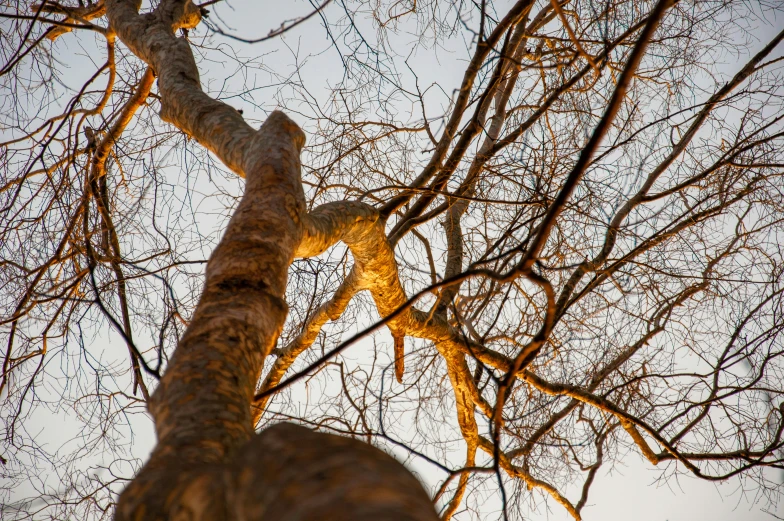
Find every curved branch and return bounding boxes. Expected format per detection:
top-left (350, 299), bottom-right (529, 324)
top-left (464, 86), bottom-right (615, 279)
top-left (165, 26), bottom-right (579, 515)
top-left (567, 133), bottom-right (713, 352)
top-left (107, 0), bottom-right (273, 176)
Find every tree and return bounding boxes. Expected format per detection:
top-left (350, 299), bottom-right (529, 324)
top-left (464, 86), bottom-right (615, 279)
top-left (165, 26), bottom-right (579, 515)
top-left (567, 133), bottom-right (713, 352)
top-left (2, 0), bottom-right (784, 519)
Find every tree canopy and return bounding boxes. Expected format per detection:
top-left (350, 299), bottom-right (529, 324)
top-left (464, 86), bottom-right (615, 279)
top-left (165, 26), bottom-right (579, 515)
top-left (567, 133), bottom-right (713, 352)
top-left (2, 0), bottom-right (784, 519)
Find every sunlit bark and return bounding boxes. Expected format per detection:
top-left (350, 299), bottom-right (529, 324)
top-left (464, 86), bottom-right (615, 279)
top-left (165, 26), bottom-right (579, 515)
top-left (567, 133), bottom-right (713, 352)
top-left (105, 0), bottom-right (437, 519)
top-left (4, 0), bottom-right (784, 519)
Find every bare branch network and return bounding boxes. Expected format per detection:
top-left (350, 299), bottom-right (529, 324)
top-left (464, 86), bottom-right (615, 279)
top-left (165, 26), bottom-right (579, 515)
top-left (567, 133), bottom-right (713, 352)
top-left (1, 0), bottom-right (783, 520)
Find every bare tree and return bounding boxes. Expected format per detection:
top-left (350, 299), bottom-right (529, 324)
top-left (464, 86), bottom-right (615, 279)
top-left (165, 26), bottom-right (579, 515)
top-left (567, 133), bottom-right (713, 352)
top-left (2, 0), bottom-right (784, 519)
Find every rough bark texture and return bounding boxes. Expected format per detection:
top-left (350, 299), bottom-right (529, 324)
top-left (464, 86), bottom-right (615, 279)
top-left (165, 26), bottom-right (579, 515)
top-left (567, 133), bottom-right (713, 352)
top-left (102, 0), bottom-right (685, 518)
top-left (106, 1), bottom-right (437, 519)
top-left (98, 6), bottom-right (579, 517)
top-left (6, 0), bottom-right (782, 518)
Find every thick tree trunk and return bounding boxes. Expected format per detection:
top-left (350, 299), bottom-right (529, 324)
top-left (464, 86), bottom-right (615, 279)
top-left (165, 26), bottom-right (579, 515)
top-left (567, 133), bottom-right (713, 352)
top-left (114, 111), bottom-right (437, 521)
top-left (106, 1), bottom-right (437, 519)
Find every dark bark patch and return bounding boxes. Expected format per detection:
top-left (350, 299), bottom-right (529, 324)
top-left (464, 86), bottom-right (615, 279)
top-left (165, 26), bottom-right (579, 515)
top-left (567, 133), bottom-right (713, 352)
top-left (215, 277), bottom-right (270, 294)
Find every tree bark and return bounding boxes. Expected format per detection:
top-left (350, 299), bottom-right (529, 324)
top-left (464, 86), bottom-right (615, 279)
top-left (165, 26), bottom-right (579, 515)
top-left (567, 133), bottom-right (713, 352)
top-left (106, 1), bottom-right (437, 519)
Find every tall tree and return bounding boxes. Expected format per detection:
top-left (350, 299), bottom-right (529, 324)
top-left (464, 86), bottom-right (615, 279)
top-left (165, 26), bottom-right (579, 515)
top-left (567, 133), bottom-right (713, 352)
top-left (2, 0), bottom-right (783, 520)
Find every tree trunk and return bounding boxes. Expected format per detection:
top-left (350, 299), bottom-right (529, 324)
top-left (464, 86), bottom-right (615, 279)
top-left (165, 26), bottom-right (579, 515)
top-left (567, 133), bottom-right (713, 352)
top-left (105, 1), bottom-right (437, 519)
